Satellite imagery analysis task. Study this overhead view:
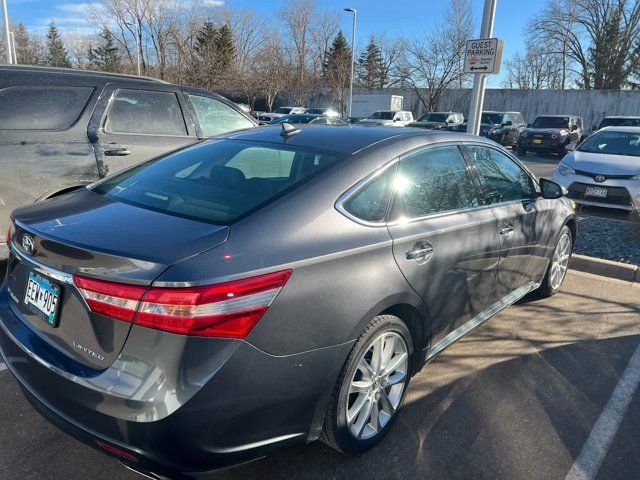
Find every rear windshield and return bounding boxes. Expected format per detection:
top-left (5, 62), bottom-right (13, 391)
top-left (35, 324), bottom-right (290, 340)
top-left (531, 116), bottom-right (570, 128)
top-left (481, 113), bottom-right (505, 124)
top-left (91, 140), bottom-right (341, 224)
top-left (419, 113), bottom-right (447, 122)
top-left (577, 130), bottom-right (640, 157)
top-left (369, 111), bottom-right (395, 120)
top-left (599, 117), bottom-right (640, 128)
top-left (274, 107), bottom-right (293, 114)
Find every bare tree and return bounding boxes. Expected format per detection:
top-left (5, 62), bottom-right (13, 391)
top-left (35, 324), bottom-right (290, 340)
top-left (445, 0), bottom-right (474, 88)
top-left (503, 45), bottom-right (563, 89)
top-left (251, 31), bottom-right (288, 111)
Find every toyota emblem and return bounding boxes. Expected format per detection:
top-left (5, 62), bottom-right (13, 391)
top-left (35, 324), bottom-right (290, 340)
top-left (22, 234), bottom-right (35, 256)
top-left (595, 175), bottom-right (606, 183)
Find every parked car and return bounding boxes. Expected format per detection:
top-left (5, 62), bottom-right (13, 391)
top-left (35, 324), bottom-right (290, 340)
top-left (408, 111), bottom-right (464, 130)
top-left (358, 110), bottom-right (414, 126)
top-left (270, 114), bottom-right (348, 126)
top-left (517, 115), bottom-right (584, 156)
top-left (1, 125), bottom-right (575, 478)
top-left (454, 111), bottom-right (527, 147)
top-left (592, 116), bottom-right (640, 131)
top-left (553, 126), bottom-right (640, 211)
top-left (257, 106), bottom-right (307, 123)
top-left (0, 65), bottom-right (256, 262)
top-left (305, 107), bottom-right (340, 117)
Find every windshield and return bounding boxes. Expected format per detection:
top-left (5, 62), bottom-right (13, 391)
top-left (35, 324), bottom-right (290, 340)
top-left (599, 118), bottom-right (640, 128)
top-left (481, 113), bottom-right (505, 124)
top-left (92, 140), bottom-right (341, 224)
top-left (306, 109), bottom-right (325, 115)
top-left (368, 111), bottom-right (395, 120)
top-left (418, 113), bottom-right (447, 122)
top-left (273, 107), bottom-right (293, 114)
top-left (271, 115), bottom-right (315, 124)
top-left (531, 116), bottom-right (570, 129)
top-left (577, 130), bottom-right (640, 157)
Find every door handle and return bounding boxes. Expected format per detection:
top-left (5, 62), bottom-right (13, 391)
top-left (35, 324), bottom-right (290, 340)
top-left (104, 147), bottom-right (131, 156)
top-left (499, 223), bottom-right (515, 236)
top-left (405, 245), bottom-right (434, 261)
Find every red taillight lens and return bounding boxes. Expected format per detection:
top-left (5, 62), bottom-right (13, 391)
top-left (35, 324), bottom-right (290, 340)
top-left (135, 270), bottom-right (291, 338)
top-left (96, 440), bottom-right (137, 462)
top-left (73, 270), bottom-right (291, 339)
top-left (74, 276), bottom-right (146, 321)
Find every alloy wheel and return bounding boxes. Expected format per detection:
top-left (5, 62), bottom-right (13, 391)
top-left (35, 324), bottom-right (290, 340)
top-left (346, 331), bottom-right (409, 440)
top-left (550, 232), bottom-right (571, 291)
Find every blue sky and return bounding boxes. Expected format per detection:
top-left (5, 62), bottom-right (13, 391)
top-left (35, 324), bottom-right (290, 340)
top-left (5, 0), bottom-right (544, 86)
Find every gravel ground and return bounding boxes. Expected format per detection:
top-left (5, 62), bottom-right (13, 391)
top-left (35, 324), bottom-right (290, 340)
top-left (575, 215), bottom-right (640, 265)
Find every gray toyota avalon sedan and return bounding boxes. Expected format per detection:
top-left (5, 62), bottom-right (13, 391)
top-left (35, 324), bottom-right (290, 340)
top-left (0, 125), bottom-right (576, 478)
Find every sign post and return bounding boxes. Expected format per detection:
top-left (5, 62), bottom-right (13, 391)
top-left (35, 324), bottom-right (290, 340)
top-left (466, 0), bottom-right (500, 136)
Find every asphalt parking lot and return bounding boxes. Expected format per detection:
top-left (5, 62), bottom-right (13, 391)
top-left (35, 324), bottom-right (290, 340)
top-left (1, 270), bottom-right (638, 480)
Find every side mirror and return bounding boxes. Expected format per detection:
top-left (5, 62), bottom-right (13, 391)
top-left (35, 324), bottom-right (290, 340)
top-left (539, 178), bottom-right (564, 199)
top-left (571, 124), bottom-right (578, 131)
top-left (565, 143), bottom-right (577, 152)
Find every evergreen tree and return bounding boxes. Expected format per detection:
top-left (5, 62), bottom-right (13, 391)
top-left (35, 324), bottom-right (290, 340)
top-left (215, 24), bottom-right (235, 71)
top-left (46, 22), bottom-right (71, 68)
top-left (357, 36), bottom-right (384, 88)
top-left (88, 28), bottom-right (120, 72)
top-left (323, 31), bottom-right (352, 114)
top-left (195, 22), bottom-right (218, 61)
top-left (323, 31), bottom-right (351, 81)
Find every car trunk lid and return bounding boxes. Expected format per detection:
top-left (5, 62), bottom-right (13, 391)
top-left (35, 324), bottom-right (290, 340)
top-left (6, 188), bottom-right (228, 370)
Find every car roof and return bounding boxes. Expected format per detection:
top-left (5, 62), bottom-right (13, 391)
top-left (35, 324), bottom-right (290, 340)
top-left (225, 125), bottom-right (483, 155)
top-left (0, 64), bottom-right (167, 85)
top-left (535, 114), bottom-right (579, 118)
top-left (602, 116), bottom-right (640, 119)
top-left (597, 126), bottom-right (640, 132)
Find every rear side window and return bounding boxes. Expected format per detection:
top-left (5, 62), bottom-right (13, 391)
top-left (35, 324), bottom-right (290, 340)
top-left (467, 146), bottom-right (535, 204)
top-left (186, 94), bottom-right (254, 137)
top-left (391, 146), bottom-right (479, 220)
top-left (92, 140), bottom-right (341, 224)
top-left (0, 86), bottom-right (93, 130)
top-left (105, 89), bottom-right (187, 136)
top-left (342, 169), bottom-right (394, 223)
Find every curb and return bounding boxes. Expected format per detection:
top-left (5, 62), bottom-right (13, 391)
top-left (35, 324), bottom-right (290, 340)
top-left (570, 254), bottom-right (640, 283)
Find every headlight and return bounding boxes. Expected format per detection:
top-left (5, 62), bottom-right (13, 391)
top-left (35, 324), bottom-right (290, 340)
top-left (520, 132), bottom-right (528, 138)
top-left (558, 163), bottom-right (576, 176)
top-left (551, 133), bottom-right (559, 139)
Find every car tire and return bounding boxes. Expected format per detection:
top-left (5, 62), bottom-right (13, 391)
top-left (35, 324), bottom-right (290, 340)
top-left (537, 226), bottom-right (572, 298)
top-left (321, 315), bottom-right (413, 454)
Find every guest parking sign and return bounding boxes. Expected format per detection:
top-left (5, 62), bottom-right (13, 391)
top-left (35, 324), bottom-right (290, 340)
top-left (464, 38), bottom-right (504, 74)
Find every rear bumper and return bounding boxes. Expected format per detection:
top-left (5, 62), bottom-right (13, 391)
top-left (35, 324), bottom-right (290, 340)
top-left (0, 285), bottom-right (352, 476)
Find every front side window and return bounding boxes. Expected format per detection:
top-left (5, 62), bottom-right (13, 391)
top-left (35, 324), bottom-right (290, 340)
top-left (105, 89), bottom-right (187, 136)
top-left (0, 86), bottom-right (93, 130)
top-left (187, 94), bottom-right (254, 137)
top-left (482, 113), bottom-right (505, 125)
top-left (369, 111), bottom-right (395, 120)
top-left (467, 146), bottom-right (535, 204)
top-left (390, 146), bottom-right (479, 220)
top-left (420, 113), bottom-right (447, 122)
top-left (92, 140), bottom-right (340, 224)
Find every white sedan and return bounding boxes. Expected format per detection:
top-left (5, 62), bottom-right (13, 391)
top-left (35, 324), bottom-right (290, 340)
top-left (553, 126), bottom-right (640, 211)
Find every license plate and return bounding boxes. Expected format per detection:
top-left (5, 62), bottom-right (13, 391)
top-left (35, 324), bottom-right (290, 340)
top-left (24, 270), bottom-right (61, 327)
top-left (585, 186), bottom-right (608, 198)
top-left (533, 139), bottom-right (542, 144)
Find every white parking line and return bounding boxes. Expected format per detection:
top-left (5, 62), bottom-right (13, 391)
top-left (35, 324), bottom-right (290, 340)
top-left (0, 362), bottom-right (6, 372)
top-left (565, 341), bottom-right (640, 480)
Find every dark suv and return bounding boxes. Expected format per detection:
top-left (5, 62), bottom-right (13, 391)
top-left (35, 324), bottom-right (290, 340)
top-left (408, 112), bottom-right (464, 130)
top-left (453, 111), bottom-right (526, 147)
top-left (0, 66), bottom-right (256, 260)
top-left (517, 115), bottom-right (584, 156)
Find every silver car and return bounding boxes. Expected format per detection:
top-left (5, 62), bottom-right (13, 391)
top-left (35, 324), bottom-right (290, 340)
top-left (553, 126), bottom-right (640, 211)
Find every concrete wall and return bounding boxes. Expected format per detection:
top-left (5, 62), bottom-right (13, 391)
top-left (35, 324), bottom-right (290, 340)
top-left (280, 87), bottom-right (640, 129)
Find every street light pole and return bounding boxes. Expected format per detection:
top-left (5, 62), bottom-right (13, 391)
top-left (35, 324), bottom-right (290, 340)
top-left (1, 0), bottom-right (12, 64)
top-left (344, 8), bottom-right (357, 118)
top-left (467, 0), bottom-right (497, 135)
top-left (10, 30), bottom-right (16, 64)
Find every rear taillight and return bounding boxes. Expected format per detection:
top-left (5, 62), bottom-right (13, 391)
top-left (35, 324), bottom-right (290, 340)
top-left (73, 270), bottom-right (291, 339)
top-left (74, 276), bottom-right (146, 321)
